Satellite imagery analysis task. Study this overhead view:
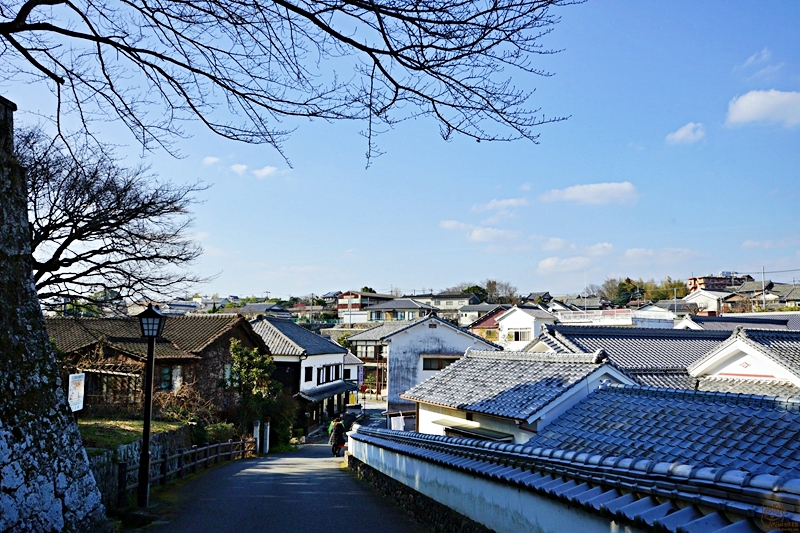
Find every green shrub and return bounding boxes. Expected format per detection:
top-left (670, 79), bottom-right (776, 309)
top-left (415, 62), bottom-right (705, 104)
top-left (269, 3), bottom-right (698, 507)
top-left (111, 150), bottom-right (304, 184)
top-left (293, 428), bottom-right (304, 438)
top-left (207, 422), bottom-right (237, 443)
top-left (189, 423), bottom-right (208, 446)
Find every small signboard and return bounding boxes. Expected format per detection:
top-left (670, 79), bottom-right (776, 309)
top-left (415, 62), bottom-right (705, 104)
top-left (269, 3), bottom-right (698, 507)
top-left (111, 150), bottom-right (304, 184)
top-left (68, 373), bottom-right (85, 412)
top-left (358, 365), bottom-right (364, 385)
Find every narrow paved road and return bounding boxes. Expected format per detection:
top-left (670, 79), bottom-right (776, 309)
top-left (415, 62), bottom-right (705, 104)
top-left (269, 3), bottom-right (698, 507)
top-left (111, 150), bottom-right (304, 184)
top-left (146, 443), bottom-right (428, 532)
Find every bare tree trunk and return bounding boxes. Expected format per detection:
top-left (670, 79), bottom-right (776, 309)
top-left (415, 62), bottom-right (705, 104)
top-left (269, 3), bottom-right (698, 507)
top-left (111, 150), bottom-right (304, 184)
top-left (0, 96), bottom-right (106, 531)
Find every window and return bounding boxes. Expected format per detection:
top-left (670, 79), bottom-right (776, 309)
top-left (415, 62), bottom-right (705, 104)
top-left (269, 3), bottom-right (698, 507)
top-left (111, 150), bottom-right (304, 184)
top-left (446, 301), bottom-right (453, 306)
top-left (408, 311), bottom-right (415, 319)
top-left (325, 366), bottom-right (331, 382)
top-left (335, 365), bottom-right (340, 380)
top-left (344, 368), bottom-right (352, 380)
top-left (396, 311), bottom-right (405, 320)
top-left (304, 366), bottom-right (313, 382)
top-left (159, 366), bottom-right (172, 390)
top-left (509, 329), bottom-right (531, 342)
top-left (434, 300), bottom-right (441, 305)
top-left (423, 358), bottom-right (458, 370)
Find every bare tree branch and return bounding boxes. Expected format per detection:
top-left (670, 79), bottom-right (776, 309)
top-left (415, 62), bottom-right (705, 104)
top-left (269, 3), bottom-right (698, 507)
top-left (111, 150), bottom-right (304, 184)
top-left (1, 0), bottom-right (577, 160)
top-left (14, 124), bottom-right (211, 306)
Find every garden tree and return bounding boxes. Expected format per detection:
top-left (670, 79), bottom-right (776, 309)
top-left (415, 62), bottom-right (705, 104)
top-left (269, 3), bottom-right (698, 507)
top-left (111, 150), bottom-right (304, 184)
top-left (483, 279), bottom-right (519, 304)
top-left (227, 339), bottom-right (296, 446)
top-left (361, 286), bottom-right (377, 294)
top-left (227, 339), bottom-right (280, 432)
top-left (1, 0), bottom-right (573, 528)
top-left (15, 125), bottom-right (207, 306)
top-left (462, 285), bottom-right (489, 302)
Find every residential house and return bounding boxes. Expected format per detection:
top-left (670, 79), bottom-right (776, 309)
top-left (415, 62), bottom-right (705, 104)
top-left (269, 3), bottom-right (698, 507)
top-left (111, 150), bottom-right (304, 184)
top-left (351, 382), bottom-right (800, 533)
top-left (519, 292), bottom-right (553, 305)
top-left (401, 350), bottom-right (635, 444)
top-left (637, 300), bottom-right (696, 318)
top-left (337, 290), bottom-right (396, 323)
top-left (406, 292), bottom-right (481, 322)
top-left (674, 314), bottom-right (793, 331)
top-left (554, 295), bottom-right (609, 310)
top-left (495, 305), bottom-right (555, 350)
top-left (457, 302), bottom-right (500, 327)
top-left (465, 305), bottom-right (510, 342)
top-left (528, 324), bottom-right (731, 389)
top-left (681, 289), bottom-right (733, 315)
top-left (228, 302), bottom-right (292, 319)
top-left (46, 314), bottom-right (269, 417)
top-left (686, 272), bottom-right (753, 292)
top-left (347, 315), bottom-right (500, 411)
top-left (250, 316), bottom-right (358, 431)
top-left (363, 298), bottom-right (436, 322)
top-left (686, 327), bottom-right (800, 396)
top-left (127, 299), bottom-right (202, 317)
top-left (527, 382), bottom-right (800, 479)
top-left (287, 303), bottom-right (326, 320)
top-left (554, 308), bottom-right (674, 328)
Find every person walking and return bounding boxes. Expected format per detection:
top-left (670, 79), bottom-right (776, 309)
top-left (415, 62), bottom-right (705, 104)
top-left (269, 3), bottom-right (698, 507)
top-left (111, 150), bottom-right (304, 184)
top-left (328, 417), bottom-right (346, 457)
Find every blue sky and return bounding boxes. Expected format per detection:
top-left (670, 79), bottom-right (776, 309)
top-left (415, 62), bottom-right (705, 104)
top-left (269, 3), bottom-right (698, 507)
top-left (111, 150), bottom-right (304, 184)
top-left (6, 1), bottom-right (800, 300)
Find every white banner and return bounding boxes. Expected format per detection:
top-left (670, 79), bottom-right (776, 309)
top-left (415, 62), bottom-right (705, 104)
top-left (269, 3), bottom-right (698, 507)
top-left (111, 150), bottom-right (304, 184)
top-left (68, 373), bottom-right (85, 412)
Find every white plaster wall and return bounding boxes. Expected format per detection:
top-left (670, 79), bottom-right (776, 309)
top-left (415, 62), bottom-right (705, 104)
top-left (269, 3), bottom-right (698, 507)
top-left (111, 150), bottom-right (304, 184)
top-left (497, 309), bottom-right (554, 350)
top-left (300, 353), bottom-right (346, 392)
top-left (706, 349), bottom-right (796, 381)
top-left (387, 324), bottom-right (496, 407)
top-left (349, 437), bottom-right (645, 533)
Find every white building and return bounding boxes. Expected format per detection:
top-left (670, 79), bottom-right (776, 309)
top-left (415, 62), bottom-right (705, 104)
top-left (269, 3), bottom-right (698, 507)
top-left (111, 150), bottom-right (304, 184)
top-left (495, 305), bottom-right (555, 350)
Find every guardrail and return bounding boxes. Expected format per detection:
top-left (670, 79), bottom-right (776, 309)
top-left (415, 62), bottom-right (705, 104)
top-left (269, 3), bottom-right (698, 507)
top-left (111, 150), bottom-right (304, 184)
top-left (115, 438), bottom-right (255, 507)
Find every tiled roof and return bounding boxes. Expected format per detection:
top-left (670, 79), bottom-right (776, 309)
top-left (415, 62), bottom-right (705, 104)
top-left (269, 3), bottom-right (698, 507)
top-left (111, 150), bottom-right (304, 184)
top-left (349, 315), bottom-right (502, 349)
top-left (679, 314), bottom-right (791, 330)
top-left (347, 320), bottom-right (416, 341)
top-left (624, 368), bottom-right (697, 389)
top-left (45, 315), bottom-right (259, 360)
top-left (688, 327), bottom-right (800, 380)
top-left (499, 306), bottom-right (553, 320)
top-left (459, 303), bottom-right (500, 312)
top-left (527, 383), bottom-right (800, 477)
top-left (294, 380), bottom-right (358, 402)
top-left (538, 324), bottom-right (730, 370)
top-left (344, 353), bottom-right (364, 365)
top-left (352, 425), bottom-right (799, 533)
top-left (362, 299), bottom-right (436, 311)
top-left (401, 350), bottom-right (618, 422)
top-left (697, 376), bottom-right (800, 396)
top-left (250, 317), bottom-right (347, 356)
top-left (728, 280), bottom-right (773, 293)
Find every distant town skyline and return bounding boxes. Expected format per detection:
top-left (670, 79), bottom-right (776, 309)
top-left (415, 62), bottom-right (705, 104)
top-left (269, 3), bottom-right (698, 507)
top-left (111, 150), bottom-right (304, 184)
top-left (5, 1), bottom-right (799, 300)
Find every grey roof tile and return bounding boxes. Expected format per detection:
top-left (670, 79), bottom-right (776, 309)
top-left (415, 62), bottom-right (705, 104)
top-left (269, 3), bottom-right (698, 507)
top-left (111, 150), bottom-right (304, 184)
top-left (250, 316), bottom-right (346, 356)
top-left (402, 350), bottom-right (619, 422)
top-left (540, 324), bottom-right (731, 370)
top-left (526, 383), bottom-right (800, 477)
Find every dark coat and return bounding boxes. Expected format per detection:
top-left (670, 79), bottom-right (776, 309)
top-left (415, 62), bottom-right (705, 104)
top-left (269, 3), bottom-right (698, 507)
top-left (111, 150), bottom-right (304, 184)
top-left (328, 422), bottom-right (346, 446)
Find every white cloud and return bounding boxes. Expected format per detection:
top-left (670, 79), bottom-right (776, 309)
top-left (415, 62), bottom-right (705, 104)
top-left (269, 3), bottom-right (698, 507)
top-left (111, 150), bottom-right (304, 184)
top-left (467, 227), bottom-right (521, 242)
top-left (751, 62), bottom-right (785, 80)
top-left (542, 237), bottom-right (573, 252)
top-left (440, 220), bottom-right (469, 231)
top-left (202, 156), bottom-right (220, 166)
top-left (472, 198), bottom-right (529, 212)
top-left (539, 182), bottom-right (639, 205)
top-left (439, 220), bottom-right (520, 242)
top-left (252, 165), bottom-right (277, 179)
top-left (666, 122), bottom-right (705, 144)
top-left (737, 48), bottom-right (771, 70)
top-left (230, 164), bottom-right (248, 175)
top-left (587, 242), bottom-right (614, 256)
top-left (537, 256), bottom-right (591, 274)
top-left (726, 90), bottom-right (800, 128)
top-left (519, 183), bottom-right (532, 191)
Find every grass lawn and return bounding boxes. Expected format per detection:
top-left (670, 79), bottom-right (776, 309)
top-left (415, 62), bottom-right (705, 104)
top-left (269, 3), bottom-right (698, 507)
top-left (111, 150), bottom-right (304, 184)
top-left (78, 419), bottom-right (185, 449)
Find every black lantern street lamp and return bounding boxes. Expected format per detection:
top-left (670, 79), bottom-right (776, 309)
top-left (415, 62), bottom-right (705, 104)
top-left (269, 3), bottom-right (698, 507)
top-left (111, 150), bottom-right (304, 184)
top-left (136, 303), bottom-right (166, 508)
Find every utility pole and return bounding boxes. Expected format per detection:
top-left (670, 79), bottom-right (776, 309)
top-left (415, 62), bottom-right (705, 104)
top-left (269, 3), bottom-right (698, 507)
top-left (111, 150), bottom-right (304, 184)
top-left (762, 266), bottom-right (767, 309)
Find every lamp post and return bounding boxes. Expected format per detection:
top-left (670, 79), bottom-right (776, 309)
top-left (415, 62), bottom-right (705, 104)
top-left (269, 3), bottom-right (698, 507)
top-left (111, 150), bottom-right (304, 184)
top-left (136, 303), bottom-right (166, 508)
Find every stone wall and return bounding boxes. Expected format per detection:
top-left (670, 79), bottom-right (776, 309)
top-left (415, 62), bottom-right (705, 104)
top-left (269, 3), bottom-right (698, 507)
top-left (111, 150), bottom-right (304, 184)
top-left (0, 96), bottom-right (107, 531)
top-left (347, 455), bottom-right (493, 533)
